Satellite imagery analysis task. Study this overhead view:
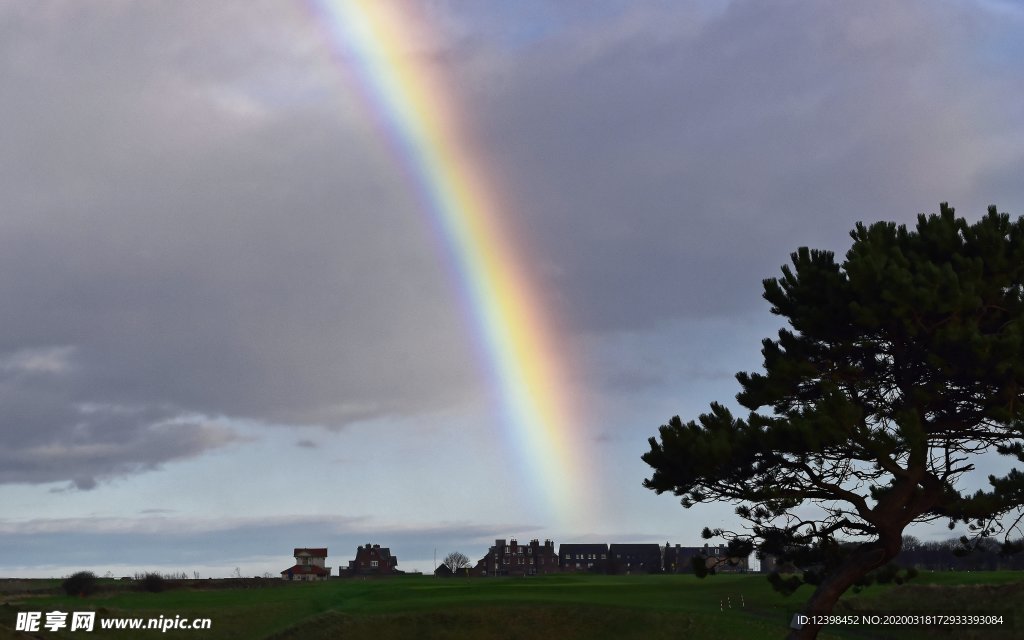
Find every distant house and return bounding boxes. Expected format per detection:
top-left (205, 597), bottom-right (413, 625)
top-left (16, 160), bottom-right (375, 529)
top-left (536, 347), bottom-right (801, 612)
top-left (343, 543), bottom-right (400, 576)
top-left (664, 543), bottom-right (749, 573)
top-left (434, 563), bottom-right (453, 578)
top-left (474, 538), bottom-right (559, 577)
top-left (705, 543), bottom-right (750, 573)
top-left (558, 543), bottom-right (609, 573)
top-left (663, 544), bottom-right (705, 574)
top-left (608, 543), bottom-right (662, 574)
top-left (281, 547), bottom-right (331, 581)
top-left (435, 563), bottom-right (474, 578)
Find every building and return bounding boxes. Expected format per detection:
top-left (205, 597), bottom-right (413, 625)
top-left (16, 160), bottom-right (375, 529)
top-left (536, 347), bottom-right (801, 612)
top-left (663, 544), bottom-right (706, 574)
top-left (433, 563), bottom-right (453, 578)
top-left (435, 564), bottom-right (473, 578)
top-left (664, 543), bottom-right (749, 573)
top-left (706, 543), bottom-right (750, 573)
top-left (280, 547), bottom-right (331, 581)
top-left (608, 543), bottom-right (662, 574)
top-left (558, 543), bottom-right (609, 572)
top-left (343, 543), bottom-right (400, 576)
top-left (475, 538), bottom-right (559, 576)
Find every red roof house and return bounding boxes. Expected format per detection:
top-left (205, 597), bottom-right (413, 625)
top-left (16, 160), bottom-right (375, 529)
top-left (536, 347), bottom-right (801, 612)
top-left (281, 547), bottom-right (330, 581)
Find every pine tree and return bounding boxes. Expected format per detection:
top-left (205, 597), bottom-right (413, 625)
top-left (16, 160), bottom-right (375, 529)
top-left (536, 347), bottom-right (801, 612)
top-left (643, 204), bottom-right (1024, 640)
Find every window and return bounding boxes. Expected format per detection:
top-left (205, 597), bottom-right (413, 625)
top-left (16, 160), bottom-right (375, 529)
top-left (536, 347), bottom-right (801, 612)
top-left (371, 560), bottom-right (379, 567)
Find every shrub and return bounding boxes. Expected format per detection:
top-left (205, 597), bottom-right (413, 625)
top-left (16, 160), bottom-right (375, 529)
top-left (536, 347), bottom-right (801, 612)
top-left (139, 572), bottom-right (167, 593)
top-left (62, 571), bottom-right (98, 597)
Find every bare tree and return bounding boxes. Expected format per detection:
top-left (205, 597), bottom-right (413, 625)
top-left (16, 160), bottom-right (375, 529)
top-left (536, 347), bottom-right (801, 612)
top-left (443, 551), bottom-right (470, 573)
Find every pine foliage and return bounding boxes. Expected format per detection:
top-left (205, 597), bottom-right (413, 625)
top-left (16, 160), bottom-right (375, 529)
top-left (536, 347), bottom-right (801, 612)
top-left (643, 204), bottom-right (1024, 618)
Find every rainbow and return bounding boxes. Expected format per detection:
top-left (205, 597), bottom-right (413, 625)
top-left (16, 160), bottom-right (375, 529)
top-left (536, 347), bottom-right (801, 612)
top-left (306, 0), bottom-right (592, 527)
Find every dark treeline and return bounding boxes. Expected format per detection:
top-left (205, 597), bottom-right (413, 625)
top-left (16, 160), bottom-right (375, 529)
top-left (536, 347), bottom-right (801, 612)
top-left (896, 536), bottom-right (1024, 571)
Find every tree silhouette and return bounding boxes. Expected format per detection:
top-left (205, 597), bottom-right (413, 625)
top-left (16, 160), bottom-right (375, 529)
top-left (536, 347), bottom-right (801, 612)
top-left (62, 571), bottom-right (98, 597)
top-left (443, 551), bottom-right (470, 573)
top-left (643, 204), bottom-right (1024, 639)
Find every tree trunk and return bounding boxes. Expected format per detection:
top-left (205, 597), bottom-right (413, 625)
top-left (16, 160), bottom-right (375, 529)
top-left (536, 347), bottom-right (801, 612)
top-left (785, 546), bottom-right (891, 640)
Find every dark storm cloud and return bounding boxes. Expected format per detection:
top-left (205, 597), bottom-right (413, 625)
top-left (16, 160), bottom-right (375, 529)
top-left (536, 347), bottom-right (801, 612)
top-left (459, 0), bottom-right (1024, 333)
top-left (0, 350), bottom-right (241, 488)
top-left (0, 2), bottom-right (484, 485)
top-left (2, 0), bottom-right (1023, 486)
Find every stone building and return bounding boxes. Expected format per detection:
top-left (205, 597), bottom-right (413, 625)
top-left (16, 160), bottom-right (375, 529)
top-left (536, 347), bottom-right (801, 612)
top-left (343, 543), bottom-right (400, 576)
top-left (474, 538), bottom-right (560, 576)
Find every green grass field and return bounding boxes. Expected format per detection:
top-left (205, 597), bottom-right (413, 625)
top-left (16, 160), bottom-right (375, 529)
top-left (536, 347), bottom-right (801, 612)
top-left (1, 572), bottom-right (1020, 639)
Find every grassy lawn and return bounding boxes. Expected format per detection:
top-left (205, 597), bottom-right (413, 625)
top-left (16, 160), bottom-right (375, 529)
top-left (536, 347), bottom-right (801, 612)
top-left (1, 572), bottom-right (1020, 639)
top-left (833, 571), bottom-right (1022, 640)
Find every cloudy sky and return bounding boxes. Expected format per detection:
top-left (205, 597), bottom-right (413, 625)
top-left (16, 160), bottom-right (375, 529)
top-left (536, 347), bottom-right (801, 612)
top-left (3, 0), bottom-right (1024, 577)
